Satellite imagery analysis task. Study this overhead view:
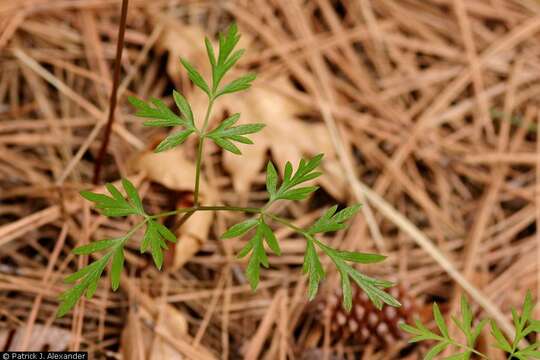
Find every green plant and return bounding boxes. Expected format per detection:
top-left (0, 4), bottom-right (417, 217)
top-left (57, 24), bottom-right (400, 317)
top-left (400, 291), bottom-right (540, 359)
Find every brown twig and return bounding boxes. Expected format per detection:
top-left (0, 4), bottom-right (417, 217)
top-left (92, 0), bottom-right (129, 184)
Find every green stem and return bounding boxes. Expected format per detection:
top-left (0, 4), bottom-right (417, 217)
top-left (193, 137), bottom-right (205, 207)
top-left (193, 98), bottom-right (215, 206)
top-left (150, 205), bottom-right (261, 219)
top-left (449, 340), bottom-right (489, 359)
top-left (264, 212), bottom-right (306, 234)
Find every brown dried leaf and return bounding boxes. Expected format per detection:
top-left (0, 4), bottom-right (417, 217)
top-left (0, 325), bottom-right (71, 351)
top-left (173, 210), bottom-right (213, 270)
top-left (135, 147), bottom-right (206, 192)
top-left (121, 305), bottom-right (188, 360)
top-left (153, 17), bottom-right (209, 83)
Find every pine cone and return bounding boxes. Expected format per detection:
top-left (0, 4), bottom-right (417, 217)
top-left (315, 284), bottom-right (417, 345)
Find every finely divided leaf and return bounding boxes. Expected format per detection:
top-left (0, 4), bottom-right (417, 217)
top-left (334, 250), bottom-right (386, 264)
top-left (155, 128), bottom-right (195, 152)
top-left (154, 221), bottom-right (176, 243)
top-left (338, 267), bottom-right (353, 311)
top-left (302, 238), bottom-right (324, 300)
top-left (218, 23), bottom-right (240, 65)
top-left (141, 219), bottom-right (176, 269)
top-left (266, 161), bottom-right (278, 196)
top-left (72, 238), bottom-right (121, 255)
top-left (270, 155), bottom-right (324, 202)
top-left (308, 204), bottom-right (361, 234)
top-left (180, 58), bottom-right (211, 96)
top-left (260, 221), bottom-right (281, 255)
top-left (491, 320), bottom-right (513, 353)
top-left (80, 181), bottom-right (143, 217)
top-left (205, 23), bottom-right (247, 92)
top-left (58, 253), bottom-right (112, 317)
top-left (122, 178), bottom-right (144, 214)
top-left (278, 186), bottom-right (318, 201)
top-left (128, 96), bottom-right (187, 127)
top-left (111, 247), bottom-right (124, 291)
top-left (207, 113), bottom-right (264, 155)
top-left (433, 303), bottom-right (449, 338)
top-left (232, 219), bottom-right (281, 291)
top-left (244, 227), bottom-right (268, 290)
top-left (424, 342), bottom-right (448, 360)
top-left (318, 241), bottom-right (400, 311)
top-left (205, 36), bottom-right (216, 67)
top-left (221, 218), bottom-right (259, 239)
top-left (172, 90), bottom-right (194, 127)
top-left (216, 73), bottom-right (256, 97)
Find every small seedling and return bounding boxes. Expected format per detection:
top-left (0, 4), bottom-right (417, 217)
top-left (400, 291), bottom-right (540, 359)
top-left (58, 24), bottom-right (400, 317)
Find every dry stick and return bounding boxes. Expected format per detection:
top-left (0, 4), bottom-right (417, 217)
top-left (93, 0), bottom-right (129, 184)
top-left (537, 106), bottom-right (540, 338)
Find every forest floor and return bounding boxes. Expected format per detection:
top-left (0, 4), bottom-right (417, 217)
top-left (1, 0), bottom-right (540, 359)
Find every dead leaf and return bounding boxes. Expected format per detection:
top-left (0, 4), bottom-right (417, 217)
top-left (135, 147), bottom-right (205, 192)
top-left (121, 304), bottom-right (188, 360)
top-left (173, 208), bottom-right (214, 269)
top-left (153, 16), bottom-right (209, 84)
top-left (0, 325), bottom-right (71, 351)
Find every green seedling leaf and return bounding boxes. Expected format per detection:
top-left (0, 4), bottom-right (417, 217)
top-left (110, 247), bottom-right (124, 291)
top-left (180, 58), bottom-right (211, 96)
top-left (155, 221), bottom-right (176, 243)
top-left (269, 154), bottom-right (324, 202)
top-left (207, 113), bottom-right (264, 155)
top-left (333, 250), bottom-right (386, 264)
top-left (216, 73), bottom-right (256, 97)
top-left (266, 161), bottom-right (278, 196)
top-left (72, 238), bottom-right (121, 255)
top-left (425, 342), bottom-right (449, 360)
top-left (244, 227), bottom-right (268, 290)
top-left (433, 303), bottom-right (449, 338)
top-left (302, 237), bottom-right (324, 300)
top-left (218, 23), bottom-right (240, 65)
top-left (140, 220), bottom-right (175, 269)
top-left (491, 320), bottom-right (512, 353)
top-left (122, 179), bottom-right (144, 215)
top-left (155, 128), bottom-right (195, 152)
top-left (260, 221), bottom-right (281, 255)
top-left (128, 96), bottom-right (188, 128)
top-left (58, 253), bottom-right (112, 317)
top-left (339, 267), bottom-right (353, 311)
top-left (172, 90), bottom-right (194, 127)
top-left (80, 182), bottom-right (141, 217)
top-left (308, 204), bottom-right (361, 234)
top-left (222, 218), bottom-right (259, 239)
top-left (277, 186), bottom-right (319, 201)
top-left (318, 241), bottom-right (400, 311)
